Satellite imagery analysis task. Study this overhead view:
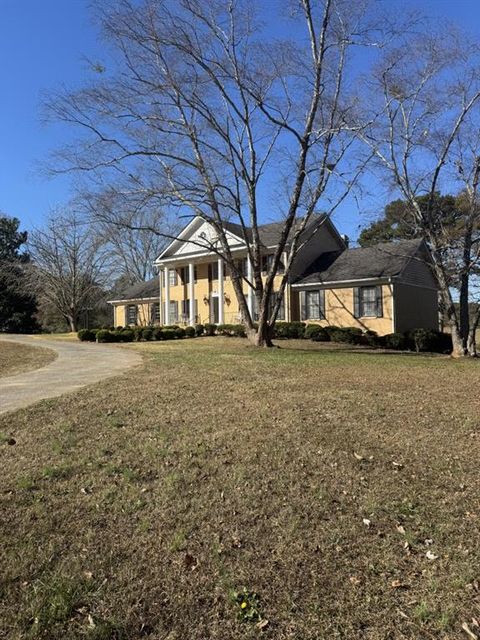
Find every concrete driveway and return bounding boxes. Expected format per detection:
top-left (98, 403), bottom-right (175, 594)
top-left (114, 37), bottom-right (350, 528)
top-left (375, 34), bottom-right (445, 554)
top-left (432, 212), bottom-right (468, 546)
top-left (0, 335), bottom-right (142, 415)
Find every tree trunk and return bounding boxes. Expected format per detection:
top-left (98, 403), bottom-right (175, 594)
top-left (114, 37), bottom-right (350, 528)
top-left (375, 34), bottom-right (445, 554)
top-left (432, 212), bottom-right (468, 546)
top-left (247, 321), bottom-right (274, 348)
top-left (450, 323), bottom-right (468, 357)
top-left (67, 315), bottom-right (77, 333)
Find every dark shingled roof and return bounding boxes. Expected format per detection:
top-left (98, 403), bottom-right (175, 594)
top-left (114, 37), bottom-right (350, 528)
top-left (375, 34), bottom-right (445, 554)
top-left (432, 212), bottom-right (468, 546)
top-left (295, 238), bottom-right (425, 285)
top-left (114, 277), bottom-right (159, 301)
top-left (223, 213), bottom-right (327, 247)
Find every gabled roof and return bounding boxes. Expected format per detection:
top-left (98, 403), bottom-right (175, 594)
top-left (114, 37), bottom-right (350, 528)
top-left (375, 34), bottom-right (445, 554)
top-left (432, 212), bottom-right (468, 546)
top-left (294, 238), bottom-right (426, 285)
top-left (109, 277), bottom-right (159, 303)
top-left (214, 213), bottom-right (332, 246)
top-left (156, 213), bottom-right (341, 262)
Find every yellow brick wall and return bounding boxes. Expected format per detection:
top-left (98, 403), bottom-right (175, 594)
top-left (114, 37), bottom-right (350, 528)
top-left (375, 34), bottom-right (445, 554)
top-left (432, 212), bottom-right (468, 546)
top-left (298, 284), bottom-right (394, 335)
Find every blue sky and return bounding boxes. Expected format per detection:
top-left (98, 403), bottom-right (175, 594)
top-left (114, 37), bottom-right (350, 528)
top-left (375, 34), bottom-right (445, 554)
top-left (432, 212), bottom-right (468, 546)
top-left (1, 0), bottom-right (480, 241)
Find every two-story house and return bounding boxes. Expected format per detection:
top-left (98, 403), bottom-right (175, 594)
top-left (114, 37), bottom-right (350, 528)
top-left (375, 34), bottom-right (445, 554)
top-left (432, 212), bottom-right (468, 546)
top-left (108, 215), bottom-right (439, 335)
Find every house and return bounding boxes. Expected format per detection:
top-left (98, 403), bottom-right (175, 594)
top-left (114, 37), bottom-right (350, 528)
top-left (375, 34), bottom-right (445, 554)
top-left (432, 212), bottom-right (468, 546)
top-left (108, 215), bottom-right (439, 335)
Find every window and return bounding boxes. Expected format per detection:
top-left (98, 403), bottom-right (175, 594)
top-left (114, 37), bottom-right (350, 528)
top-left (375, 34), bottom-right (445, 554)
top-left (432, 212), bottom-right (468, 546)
top-left (181, 266), bottom-right (198, 285)
top-left (181, 299), bottom-right (198, 321)
top-left (209, 261), bottom-right (226, 281)
top-left (235, 257), bottom-right (248, 277)
top-left (169, 270), bottom-right (178, 287)
top-left (261, 254), bottom-right (285, 274)
top-left (269, 291), bottom-right (285, 321)
top-left (354, 286), bottom-right (383, 318)
top-left (151, 303), bottom-right (160, 324)
top-left (169, 300), bottom-right (178, 323)
top-left (126, 305), bottom-right (137, 325)
top-left (301, 290), bottom-right (325, 320)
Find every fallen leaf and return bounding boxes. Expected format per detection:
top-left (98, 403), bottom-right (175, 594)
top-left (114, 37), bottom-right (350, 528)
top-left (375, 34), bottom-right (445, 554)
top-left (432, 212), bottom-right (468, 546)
top-left (87, 614), bottom-right (96, 628)
top-left (392, 461), bottom-right (403, 468)
top-left (424, 538), bottom-right (434, 546)
top-left (396, 525), bottom-right (406, 535)
top-left (362, 518), bottom-right (371, 527)
top-left (426, 550), bottom-right (438, 561)
top-left (256, 619), bottom-right (269, 630)
top-left (353, 452), bottom-right (364, 461)
top-left (391, 580), bottom-right (404, 589)
top-left (461, 622), bottom-right (478, 639)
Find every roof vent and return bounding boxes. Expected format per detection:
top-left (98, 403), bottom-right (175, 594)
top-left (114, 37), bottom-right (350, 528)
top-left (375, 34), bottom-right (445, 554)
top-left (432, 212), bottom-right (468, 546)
top-left (341, 234), bottom-right (349, 247)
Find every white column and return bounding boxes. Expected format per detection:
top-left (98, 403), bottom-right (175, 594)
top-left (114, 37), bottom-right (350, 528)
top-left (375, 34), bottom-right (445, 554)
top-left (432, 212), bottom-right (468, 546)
top-left (218, 258), bottom-right (224, 324)
top-left (188, 262), bottom-right (195, 326)
top-left (164, 266), bottom-right (170, 325)
top-left (247, 257), bottom-right (254, 316)
top-left (158, 268), bottom-right (163, 325)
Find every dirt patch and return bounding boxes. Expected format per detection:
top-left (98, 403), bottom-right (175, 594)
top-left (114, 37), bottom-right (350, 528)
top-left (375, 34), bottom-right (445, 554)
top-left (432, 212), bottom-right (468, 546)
top-left (1, 337), bottom-right (479, 639)
top-left (0, 340), bottom-right (57, 378)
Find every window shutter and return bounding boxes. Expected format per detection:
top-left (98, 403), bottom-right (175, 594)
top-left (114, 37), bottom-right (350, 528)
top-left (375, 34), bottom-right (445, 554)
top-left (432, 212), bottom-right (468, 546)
top-left (319, 290), bottom-right (326, 319)
top-left (300, 291), bottom-right (306, 321)
top-left (375, 286), bottom-right (383, 317)
top-left (353, 288), bottom-right (360, 318)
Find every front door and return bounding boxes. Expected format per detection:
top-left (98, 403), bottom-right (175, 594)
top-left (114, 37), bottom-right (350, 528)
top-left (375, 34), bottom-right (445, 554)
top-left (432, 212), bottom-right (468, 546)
top-left (210, 295), bottom-right (219, 324)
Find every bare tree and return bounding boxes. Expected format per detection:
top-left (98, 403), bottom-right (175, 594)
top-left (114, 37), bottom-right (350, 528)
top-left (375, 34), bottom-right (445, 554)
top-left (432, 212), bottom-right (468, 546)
top-left (29, 211), bottom-right (112, 332)
top-left (360, 27), bottom-right (480, 356)
top-left (45, 0), bottom-right (392, 346)
top-left (80, 186), bottom-right (172, 283)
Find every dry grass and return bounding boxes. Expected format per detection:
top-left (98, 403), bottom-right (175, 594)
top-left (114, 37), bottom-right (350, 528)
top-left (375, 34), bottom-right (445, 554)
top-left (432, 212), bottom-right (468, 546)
top-left (0, 341), bottom-right (57, 378)
top-left (1, 338), bottom-right (480, 639)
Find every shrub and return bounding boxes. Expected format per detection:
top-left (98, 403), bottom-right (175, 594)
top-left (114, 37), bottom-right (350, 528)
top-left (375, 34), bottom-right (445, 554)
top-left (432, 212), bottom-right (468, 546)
top-left (141, 327), bottom-right (154, 341)
top-left (118, 329), bottom-right (134, 342)
top-left (304, 324), bottom-right (329, 341)
top-left (153, 327), bottom-right (164, 341)
top-left (382, 332), bottom-right (406, 350)
top-left (77, 329), bottom-right (96, 342)
top-left (405, 328), bottom-right (452, 353)
top-left (195, 324), bottom-right (204, 336)
top-left (174, 327), bottom-right (186, 339)
top-left (96, 329), bottom-right (115, 343)
top-left (161, 329), bottom-right (176, 340)
top-left (362, 329), bottom-right (379, 347)
top-left (204, 323), bottom-right (216, 336)
top-left (328, 326), bottom-right (363, 344)
top-left (184, 326), bottom-right (195, 338)
top-left (273, 322), bottom-right (306, 339)
top-left (216, 324), bottom-right (247, 337)
top-left (132, 326), bottom-right (143, 341)
top-left (436, 331), bottom-right (453, 354)
top-left (163, 325), bottom-right (180, 330)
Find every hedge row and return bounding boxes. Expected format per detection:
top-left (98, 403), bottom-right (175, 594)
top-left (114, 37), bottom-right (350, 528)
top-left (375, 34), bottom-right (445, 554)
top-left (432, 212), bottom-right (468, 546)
top-left (78, 325), bottom-right (200, 343)
top-left (78, 323), bottom-right (453, 353)
top-left (272, 322), bottom-right (452, 353)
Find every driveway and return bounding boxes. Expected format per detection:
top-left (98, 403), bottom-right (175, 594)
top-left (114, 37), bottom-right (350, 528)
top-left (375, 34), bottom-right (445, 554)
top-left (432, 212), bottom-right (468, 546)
top-left (0, 335), bottom-right (142, 415)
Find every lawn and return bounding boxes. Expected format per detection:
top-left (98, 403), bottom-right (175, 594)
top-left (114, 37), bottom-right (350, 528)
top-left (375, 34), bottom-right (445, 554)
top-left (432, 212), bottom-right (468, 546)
top-left (1, 338), bottom-right (480, 639)
top-left (0, 340), bottom-right (57, 378)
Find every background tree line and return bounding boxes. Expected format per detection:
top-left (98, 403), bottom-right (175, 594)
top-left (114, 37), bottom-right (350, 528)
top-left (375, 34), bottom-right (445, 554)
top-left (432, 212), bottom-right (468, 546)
top-left (0, 208), bottom-right (168, 333)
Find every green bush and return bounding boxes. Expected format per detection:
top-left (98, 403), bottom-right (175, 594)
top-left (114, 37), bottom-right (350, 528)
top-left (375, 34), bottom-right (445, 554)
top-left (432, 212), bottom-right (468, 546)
top-left (96, 329), bottom-right (115, 343)
top-left (141, 327), bottom-right (154, 341)
top-left (382, 332), bottom-right (406, 350)
top-left (362, 329), bottom-right (379, 347)
top-left (163, 325), bottom-right (180, 330)
top-left (195, 324), bottom-right (204, 336)
top-left (204, 323), bottom-right (216, 336)
top-left (216, 324), bottom-right (247, 337)
top-left (174, 327), bottom-right (186, 339)
top-left (77, 329), bottom-right (96, 342)
top-left (273, 322), bottom-right (306, 339)
top-left (304, 324), bottom-right (330, 342)
top-left (132, 327), bottom-right (143, 341)
top-left (328, 326), bottom-right (363, 344)
top-left (161, 329), bottom-right (176, 340)
top-left (405, 328), bottom-right (451, 353)
top-left (184, 326), bottom-right (195, 338)
top-left (153, 327), bottom-right (164, 341)
top-left (118, 329), bottom-right (134, 342)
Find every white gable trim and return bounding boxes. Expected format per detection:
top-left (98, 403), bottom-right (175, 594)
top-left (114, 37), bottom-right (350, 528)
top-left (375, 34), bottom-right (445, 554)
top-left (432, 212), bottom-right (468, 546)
top-left (155, 216), bottom-right (247, 263)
